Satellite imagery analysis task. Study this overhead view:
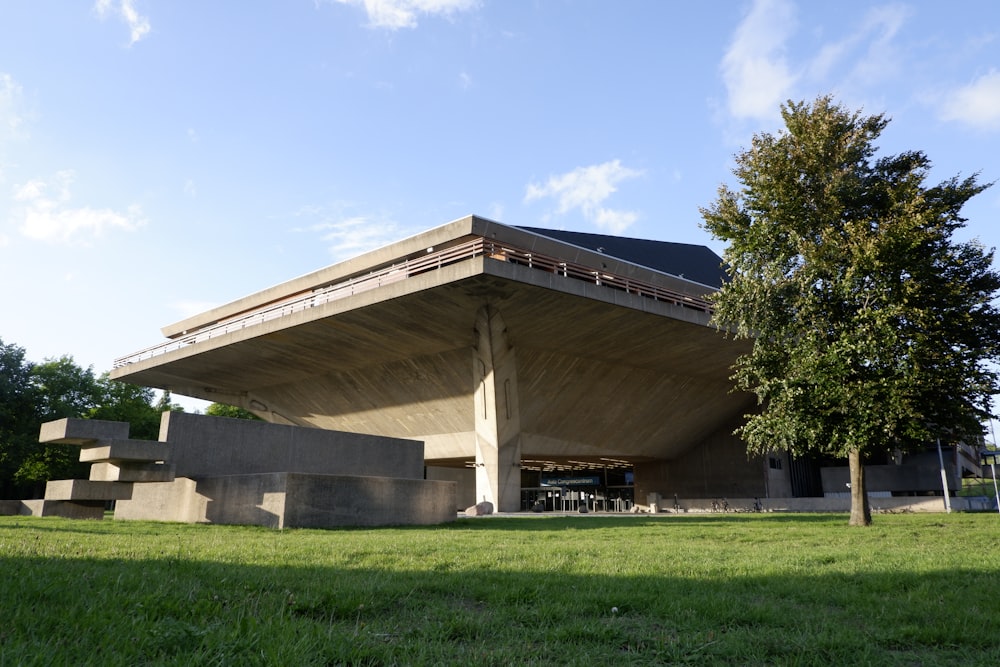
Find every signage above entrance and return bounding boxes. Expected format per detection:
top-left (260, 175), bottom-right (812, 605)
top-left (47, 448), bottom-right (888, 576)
top-left (541, 476), bottom-right (601, 487)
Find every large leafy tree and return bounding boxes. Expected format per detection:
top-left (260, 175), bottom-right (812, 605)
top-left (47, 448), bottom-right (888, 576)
top-left (0, 342), bottom-right (183, 498)
top-left (701, 96), bottom-right (1000, 526)
top-left (0, 339), bottom-right (39, 498)
top-left (15, 356), bottom-right (101, 494)
top-left (88, 374), bottom-right (165, 440)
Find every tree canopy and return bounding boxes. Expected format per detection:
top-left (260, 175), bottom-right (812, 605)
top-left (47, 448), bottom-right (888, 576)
top-left (205, 403), bottom-right (262, 421)
top-left (701, 96), bottom-right (1000, 525)
top-left (0, 338), bottom-right (181, 499)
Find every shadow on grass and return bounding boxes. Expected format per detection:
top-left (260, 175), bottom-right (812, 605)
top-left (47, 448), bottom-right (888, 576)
top-left (3, 523), bottom-right (997, 666)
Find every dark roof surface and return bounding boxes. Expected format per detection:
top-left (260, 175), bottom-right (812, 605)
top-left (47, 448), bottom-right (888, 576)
top-left (518, 227), bottom-right (728, 289)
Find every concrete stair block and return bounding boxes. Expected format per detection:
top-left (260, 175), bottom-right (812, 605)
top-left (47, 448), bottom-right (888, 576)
top-left (79, 440), bottom-right (170, 463)
top-left (44, 479), bottom-right (133, 501)
top-left (89, 462), bottom-right (176, 483)
top-left (39, 418), bottom-right (130, 445)
top-left (0, 500), bottom-right (25, 515)
top-left (19, 499), bottom-right (106, 519)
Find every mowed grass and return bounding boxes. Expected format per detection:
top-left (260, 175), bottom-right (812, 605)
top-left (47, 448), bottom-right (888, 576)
top-left (1, 513), bottom-right (998, 666)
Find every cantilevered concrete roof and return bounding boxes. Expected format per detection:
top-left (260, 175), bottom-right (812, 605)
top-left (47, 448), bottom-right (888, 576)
top-left (112, 215), bottom-right (752, 465)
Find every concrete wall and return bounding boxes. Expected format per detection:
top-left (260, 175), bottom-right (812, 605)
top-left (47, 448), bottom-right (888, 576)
top-left (634, 418), bottom-right (768, 501)
top-left (426, 466), bottom-right (476, 509)
top-left (280, 474), bottom-right (456, 527)
top-left (115, 473), bottom-right (456, 528)
top-left (159, 411), bottom-right (425, 480)
top-left (2, 499), bottom-right (106, 519)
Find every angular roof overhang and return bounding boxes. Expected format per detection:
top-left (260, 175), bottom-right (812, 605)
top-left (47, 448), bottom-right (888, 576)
top-left (111, 216), bottom-right (752, 462)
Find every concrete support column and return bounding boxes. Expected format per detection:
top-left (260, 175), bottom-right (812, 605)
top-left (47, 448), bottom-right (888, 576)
top-left (473, 305), bottom-right (522, 512)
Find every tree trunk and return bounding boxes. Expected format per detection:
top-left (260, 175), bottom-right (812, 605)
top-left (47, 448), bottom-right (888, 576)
top-left (848, 448), bottom-right (872, 526)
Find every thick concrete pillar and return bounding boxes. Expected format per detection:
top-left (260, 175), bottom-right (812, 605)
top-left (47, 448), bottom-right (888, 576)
top-left (472, 305), bottom-right (522, 512)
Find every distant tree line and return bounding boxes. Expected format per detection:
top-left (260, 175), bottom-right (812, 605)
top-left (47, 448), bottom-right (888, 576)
top-left (0, 336), bottom-right (256, 500)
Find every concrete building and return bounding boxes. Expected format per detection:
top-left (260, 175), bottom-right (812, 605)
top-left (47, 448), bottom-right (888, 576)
top-left (109, 215), bottom-right (980, 512)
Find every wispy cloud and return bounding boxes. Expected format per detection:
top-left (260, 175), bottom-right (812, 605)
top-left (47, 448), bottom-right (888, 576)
top-left (292, 207), bottom-right (413, 261)
top-left (94, 0), bottom-right (151, 46)
top-left (721, 0), bottom-right (797, 122)
top-left (805, 4), bottom-right (908, 99)
top-left (0, 72), bottom-right (29, 185)
top-left (720, 1), bottom-right (912, 124)
top-left (0, 73), bottom-right (28, 144)
top-left (524, 160), bottom-right (644, 235)
top-left (172, 299), bottom-right (221, 320)
top-left (845, 5), bottom-right (908, 86)
top-left (939, 69), bottom-right (1000, 131)
top-left (11, 170), bottom-right (145, 243)
top-left (329, 0), bottom-right (479, 30)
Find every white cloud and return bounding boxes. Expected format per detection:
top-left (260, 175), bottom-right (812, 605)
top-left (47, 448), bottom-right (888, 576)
top-left (524, 160), bottom-right (643, 235)
top-left (939, 69), bottom-right (1000, 131)
top-left (593, 208), bottom-right (638, 234)
top-left (721, 0), bottom-right (797, 122)
top-left (94, 0), bottom-right (151, 46)
top-left (11, 170), bottom-right (145, 243)
top-left (720, 2), bottom-right (914, 125)
top-left (331, 0), bottom-right (479, 30)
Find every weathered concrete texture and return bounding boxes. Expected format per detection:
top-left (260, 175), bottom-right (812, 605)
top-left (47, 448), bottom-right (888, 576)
top-left (634, 415), bottom-right (766, 502)
top-left (426, 465), bottom-right (476, 510)
top-left (44, 479), bottom-right (134, 501)
top-left (280, 474), bottom-right (455, 527)
top-left (159, 411), bottom-right (424, 480)
top-left (109, 477), bottom-right (199, 522)
top-left (17, 499), bottom-right (105, 519)
top-left (89, 461), bottom-right (176, 483)
top-left (79, 440), bottom-right (169, 463)
top-left (39, 417), bottom-right (130, 444)
top-left (114, 473), bottom-right (456, 528)
top-left (0, 500), bottom-right (21, 515)
top-left (472, 305), bottom-right (522, 512)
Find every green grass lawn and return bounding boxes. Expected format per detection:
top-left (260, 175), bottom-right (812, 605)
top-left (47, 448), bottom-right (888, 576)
top-left (2, 513), bottom-right (998, 666)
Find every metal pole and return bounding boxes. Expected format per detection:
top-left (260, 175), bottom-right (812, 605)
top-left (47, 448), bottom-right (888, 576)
top-left (937, 437), bottom-right (952, 513)
top-left (992, 460), bottom-right (1000, 515)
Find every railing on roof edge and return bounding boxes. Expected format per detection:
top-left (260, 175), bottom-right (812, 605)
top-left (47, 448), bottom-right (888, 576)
top-left (113, 237), bottom-right (714, 368)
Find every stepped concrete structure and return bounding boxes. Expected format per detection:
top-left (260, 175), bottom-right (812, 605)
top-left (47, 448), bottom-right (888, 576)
top-left (24, 414), bottom-right (456, 528)
top-left (107, 215), bottom-right (981, 511)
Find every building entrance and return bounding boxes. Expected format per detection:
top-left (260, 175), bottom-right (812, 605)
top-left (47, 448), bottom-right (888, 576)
top-left (519, 465), bottom-right (634, 512)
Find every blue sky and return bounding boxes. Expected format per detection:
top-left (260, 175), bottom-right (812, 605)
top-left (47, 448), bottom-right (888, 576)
top-left (2, 0), bottom-right (999, 409)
